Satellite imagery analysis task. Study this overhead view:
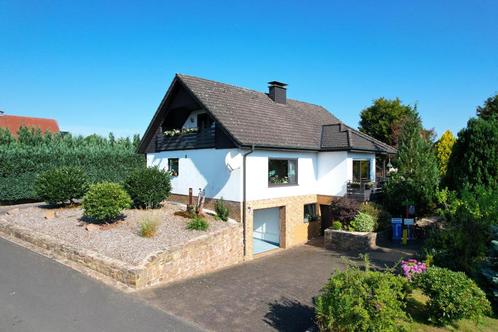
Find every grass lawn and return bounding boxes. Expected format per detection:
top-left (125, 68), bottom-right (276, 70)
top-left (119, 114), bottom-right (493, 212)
top-left (407, 290), bottom-right (498, 331)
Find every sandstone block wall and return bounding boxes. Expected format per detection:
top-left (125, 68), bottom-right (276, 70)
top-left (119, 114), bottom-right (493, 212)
top-left (324, 229), bottom-right (377, 252)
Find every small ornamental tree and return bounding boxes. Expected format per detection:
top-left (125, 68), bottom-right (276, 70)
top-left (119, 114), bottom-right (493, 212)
top-left (434, 130), bottom-right (456, 177)
top-left (359, 97), bottom-right (417, 147)
top-left (445, 117), bottom-right (498, 192)
top-left (384, 112), bottom-right (439, 216)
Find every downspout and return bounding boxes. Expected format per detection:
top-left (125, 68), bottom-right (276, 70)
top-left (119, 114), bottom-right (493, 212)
top-left (242, 145), bottom-right (255, 257)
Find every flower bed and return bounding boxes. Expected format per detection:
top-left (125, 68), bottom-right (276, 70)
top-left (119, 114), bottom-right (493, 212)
top-left (0, 202), bottom-right (243, 288)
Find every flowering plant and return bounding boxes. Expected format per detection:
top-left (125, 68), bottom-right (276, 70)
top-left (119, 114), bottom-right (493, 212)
top-left (401, 259), bottom-right (427, 280)
top-left (163, 127), bottom-right (198, 137)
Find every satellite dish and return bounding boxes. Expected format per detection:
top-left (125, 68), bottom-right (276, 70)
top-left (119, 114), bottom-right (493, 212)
top-left (225, 151), bottom-right (242, 171)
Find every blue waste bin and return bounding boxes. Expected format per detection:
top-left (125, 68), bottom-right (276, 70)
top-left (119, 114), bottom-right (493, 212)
top-left (391, 218), bottom-right (402, 240)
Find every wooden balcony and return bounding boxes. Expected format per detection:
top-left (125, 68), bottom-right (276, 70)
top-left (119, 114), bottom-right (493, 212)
top-left (155, 127), bottom-right (215, 151)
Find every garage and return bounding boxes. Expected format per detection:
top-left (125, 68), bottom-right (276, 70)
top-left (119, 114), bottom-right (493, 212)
top-left (253, 207), bottom-right (280, 254)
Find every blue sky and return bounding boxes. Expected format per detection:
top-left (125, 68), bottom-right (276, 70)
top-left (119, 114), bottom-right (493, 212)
top-left (1, 1), bottom-right (497, 139)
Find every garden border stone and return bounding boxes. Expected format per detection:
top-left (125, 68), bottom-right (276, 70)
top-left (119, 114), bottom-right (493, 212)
top-left (0, 207), bottom-right (243, 290)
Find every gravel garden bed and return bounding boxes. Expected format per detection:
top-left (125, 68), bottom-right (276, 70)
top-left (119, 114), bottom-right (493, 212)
top-left (0, 202), bottom-right (243, 288)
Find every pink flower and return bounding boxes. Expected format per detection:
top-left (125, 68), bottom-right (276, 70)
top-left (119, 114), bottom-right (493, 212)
top-left (401, 259), bottom-right (427, 280)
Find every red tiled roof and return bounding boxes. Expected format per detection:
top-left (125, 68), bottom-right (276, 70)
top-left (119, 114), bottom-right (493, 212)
top-left (0, 115), bottom-right (60, 136)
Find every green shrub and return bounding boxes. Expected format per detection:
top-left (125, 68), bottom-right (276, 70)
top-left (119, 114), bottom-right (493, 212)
top-left (34, 166), bottom-right (89, 205)
top-left (0, 128), bottom-right (144, 202)
top-left (349, 212), bottom-right (375, 232)
top-left (186, 215), bottom-right (208, 231)
top-left (425, 186), bottom-right (498, 275)
top-left (330, 197), bottom-right (360, 228)
top-left (124, 167), bottom-right (171, 209)
top-left (315, 267), bottom-right (410, 331)
top-left (138, 216), bottom-right (160, 238)
top-left (82, 182), bottom-right (132, 223)
top-left (481, 225), bottom-right (498, 311)
top-left (414, 267), bottom-right (491, 326)
top-left (214, 197), bottom-right (229, 221)
top-left (359, 202), bottom-right (391, 231)
top-left (331, 220), bottom-right (342, 230)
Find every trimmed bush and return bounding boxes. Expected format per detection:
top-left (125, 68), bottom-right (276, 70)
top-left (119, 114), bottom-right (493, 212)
top-left (315, 267), bottom-right (410, 331)
top-left (330, 197), bottom-right (360, 228)
top-left (349, 212), bottom-right (375, 232)
top-left (414, 267), bottom-right (491, 326)
top-left (214, 197), bottom-right (229, 221)
top-left (331, 220), bottom-right (342, 230)
top-left (187, 215), bottom-right (208, 231)
top-left (82, 182), bottom-right (132, 223)
top-left (34, 166), bottom-right (89, 205)
top-left (124, 167), bottom-right (171, 209)
top-left (138, 216), bottom-right (160, 238)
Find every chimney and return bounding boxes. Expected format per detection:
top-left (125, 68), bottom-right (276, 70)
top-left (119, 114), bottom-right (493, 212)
top-left (268, 81), bottom-right (287, 104)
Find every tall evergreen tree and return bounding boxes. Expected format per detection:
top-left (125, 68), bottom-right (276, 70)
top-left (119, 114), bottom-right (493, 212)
top-left (445, 117), bottom-right (498, 191)
top-left (477, 93), bottom-right (498, 121)
top-left (384, 112), bottom-right (440, 215)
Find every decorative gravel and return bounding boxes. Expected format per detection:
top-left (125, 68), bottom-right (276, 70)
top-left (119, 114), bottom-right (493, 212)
top-left (0, 202), bottom-right (233, 266)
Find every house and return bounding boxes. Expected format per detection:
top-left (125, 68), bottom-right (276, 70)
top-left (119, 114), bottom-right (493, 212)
top-left (0, 114), bottom-right (60, 137)
top-left (138, 74), bottom-right (395, 258)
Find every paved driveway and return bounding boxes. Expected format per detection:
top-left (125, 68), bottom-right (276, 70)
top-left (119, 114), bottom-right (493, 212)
top-left (138, 240), bottom-right (417, 332)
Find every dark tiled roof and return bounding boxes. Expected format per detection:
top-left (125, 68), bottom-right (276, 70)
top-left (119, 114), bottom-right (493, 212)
top-left (177, 74), bottom-right (340, 150)
top-left (0, 115), bottom-right (60, 137)
top-left (139, 74), bottom-right (396, 154)
top-left (321, 124), bottom-right (397, 154)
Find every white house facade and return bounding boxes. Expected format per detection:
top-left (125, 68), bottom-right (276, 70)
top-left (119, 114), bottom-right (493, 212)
top-left (139, 74), bottom-right (395, 258)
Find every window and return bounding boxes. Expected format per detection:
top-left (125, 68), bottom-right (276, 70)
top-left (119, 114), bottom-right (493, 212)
top-left (268, 159), bottom-right (297, 186)
top-left (353, 160), bottom-right (371, 182)
top-left (168, 158), bottom-right (179, 177)
top-left (304, 203), bottom-right (318, 223)
top-left (197, 113), bottom-right (214, 130)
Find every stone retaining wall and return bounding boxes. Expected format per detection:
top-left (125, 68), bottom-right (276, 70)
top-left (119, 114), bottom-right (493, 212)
top-left (324, 228), bottom-right (377, 252)
top-left (0, 218), bottom-right (243, 289)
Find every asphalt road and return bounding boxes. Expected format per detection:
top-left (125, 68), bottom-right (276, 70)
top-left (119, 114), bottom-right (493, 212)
top-left (0, 237), bottom-right (201, 332)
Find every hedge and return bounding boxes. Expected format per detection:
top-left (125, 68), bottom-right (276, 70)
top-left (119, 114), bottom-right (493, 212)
top-left (0, 128), bottom-right (144, 202)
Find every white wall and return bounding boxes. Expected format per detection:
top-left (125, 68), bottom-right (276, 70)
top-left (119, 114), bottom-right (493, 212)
top-left (147, 148), bottom-right (242, 201)
top-left (146, 148), bottom-right (377, 202)
top-left (317, 151), bottom-right (349, 196)
top-left (245, 150), bottom-right (319, 201)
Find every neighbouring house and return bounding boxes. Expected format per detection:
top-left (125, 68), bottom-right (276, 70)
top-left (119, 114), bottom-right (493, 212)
top-left (0, 114), bottom-right (60, 137)
top-left (138, 74), bottom-right (395, 258)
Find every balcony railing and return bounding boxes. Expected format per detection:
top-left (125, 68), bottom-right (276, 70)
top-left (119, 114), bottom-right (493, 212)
top-left (347, 180), bottom-right (384, 202)
top-left (155, 127), bottom-right (215, 151)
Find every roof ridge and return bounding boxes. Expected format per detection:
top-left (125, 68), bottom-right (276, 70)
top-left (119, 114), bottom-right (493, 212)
top-left (1, 114), bottom-right (58, 121)
top-left (176, 73), bottom-right (331, 111)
